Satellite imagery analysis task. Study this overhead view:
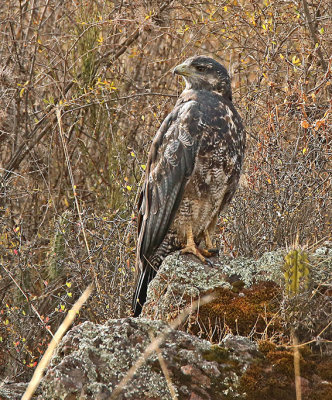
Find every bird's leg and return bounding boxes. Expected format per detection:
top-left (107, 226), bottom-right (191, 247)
top-left (181, 223), bottom-right (206, 263)
top-left (200, 230), bottom-right (219, 257)
top-left (205, 230), bottom-right (213, 250)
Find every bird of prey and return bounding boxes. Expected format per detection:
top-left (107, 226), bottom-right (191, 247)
top-left (132, 55), bottom-right (246, 317)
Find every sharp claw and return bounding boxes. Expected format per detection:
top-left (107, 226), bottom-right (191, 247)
top-left (208, 248), bottom-right (219, 255)
top-left (205, 258), bottom-right (214, 267)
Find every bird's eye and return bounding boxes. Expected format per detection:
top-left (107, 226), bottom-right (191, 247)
top-left (195, 65), bottom-right (206, 72)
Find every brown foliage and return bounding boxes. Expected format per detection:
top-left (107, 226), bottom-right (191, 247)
top-left (0, 0), bottom-right (331, 381)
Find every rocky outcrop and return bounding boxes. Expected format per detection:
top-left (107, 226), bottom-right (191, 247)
top-left (4, 245), bottom-right (330, 399)
top-left (36, 244), bottom-right (331, 400)
top-left (38, 318), bottom-right (261, 400)
top-left (0, 382), bottom-right (28, 400)
top-left (142, 246), bottom-right (331, 343)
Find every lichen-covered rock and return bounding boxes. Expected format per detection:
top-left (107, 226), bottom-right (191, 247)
top-left (39, 318), bottom-right (259, 400)
top-left (38, 318), bottom-right (332, 400)
top-left (141, 250), bottom-right (285, 322)
top-left (142, 247), bottom-right (331, 343)
top-left (35, 246), bottom-right (331, 400)
top-left (0, 382), bottom-right (29, 400)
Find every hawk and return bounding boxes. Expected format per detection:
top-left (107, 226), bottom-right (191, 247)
top-left (132, 55), bottom-right (246, 316)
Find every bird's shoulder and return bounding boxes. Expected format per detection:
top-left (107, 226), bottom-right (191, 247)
top-left (147, 95), bottom-right (202, 171)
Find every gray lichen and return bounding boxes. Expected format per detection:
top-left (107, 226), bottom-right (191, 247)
top-left (39, 319), bottom-right (255, 400)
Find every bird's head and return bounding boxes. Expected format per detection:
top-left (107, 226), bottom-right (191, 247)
top-left (173, 55), bottom-right (232, 100)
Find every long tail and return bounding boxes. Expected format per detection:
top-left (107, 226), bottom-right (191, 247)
top-left (132, 264), bottom-right (157, 317)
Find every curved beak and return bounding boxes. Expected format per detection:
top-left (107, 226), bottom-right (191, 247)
top-left (172, 62), bottom-right (191, 77)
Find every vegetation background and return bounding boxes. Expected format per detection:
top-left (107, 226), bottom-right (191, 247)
top-left (0, 0), bottom-right (330, 382)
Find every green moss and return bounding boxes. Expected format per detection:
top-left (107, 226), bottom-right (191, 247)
top-left (202, 345), bottom-right (230, 363)
top-left (230, 279), bottom-right (245, 293)
top-left (258, 340), bottom-right (277, 355)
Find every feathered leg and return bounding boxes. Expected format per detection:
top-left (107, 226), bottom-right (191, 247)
top-left (200, 230), bottom-right (219, 256)
top-left (181, 223), bottom-right (210, 262)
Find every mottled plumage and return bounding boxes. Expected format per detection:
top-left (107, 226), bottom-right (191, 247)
top-left (133, 56), bottom-right (246, 316)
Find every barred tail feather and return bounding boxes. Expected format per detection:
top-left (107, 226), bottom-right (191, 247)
top-left (132, 264), bottom-right (157, 317)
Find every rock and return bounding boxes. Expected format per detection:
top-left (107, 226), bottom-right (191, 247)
top-left (39, 318), bottom-right (258, 399)
top-left (29, 246), bottom-right (332, 399)
top-left (38, 318), bottom-right (332, 400)
top-left (141, 250), bottom-right (286, 321)
top-left (141, 248), bottom-right (331, 343)
top-left (0, 382), bottom-right (29, 400)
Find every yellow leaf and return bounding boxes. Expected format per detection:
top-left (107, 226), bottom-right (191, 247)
top-left (66, 282), bottom-right (72, 288)
top-left (267, 178), bottom-right (272, 184)
top-left (67, 292), bottom-right (72, 297)
top-left (292, 55), bottom-right (301, 66)
top-left (19, 88), bottom-right (25, 98)
top-left (126, 186), bottom-right (132, 191)
top-left (141, 164), bottom-right (146, 170)
top-left (302, 148), bottom-right (307, 154)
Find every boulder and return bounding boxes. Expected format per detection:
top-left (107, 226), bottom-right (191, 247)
top-left (4, 244), bottom-right (329, 399)
top-left (38, 318), bottom-right (260, 399)
top-left (142, 246), bottom-right (331, 344)
top-left (37, 245), bottom-right (331, 399)
top-left (0, 382), bottom-right (29, 400)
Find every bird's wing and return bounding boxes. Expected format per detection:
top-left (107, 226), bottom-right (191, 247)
top-left (137, 100), bottom-right (200, 268)
top-left (132, 100), bottom-right (200, 316)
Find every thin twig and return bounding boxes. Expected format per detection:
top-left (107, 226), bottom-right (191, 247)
top-left (285, 321), bottom-right (332, 348)
top-left (292, 329), bottom-right (302, 400)
top-left (56, 106), bottom-right (100, 292)
top-left (302, 0), bottom-right (327, 71)
top-left (1, 263), bottom-right (53, 337)
top-left (21, 284), bottom-right (94, 400)
top-left (148, 331), bottom-right (178, 400)
top-left (110, 293), bottom-right (215, 399)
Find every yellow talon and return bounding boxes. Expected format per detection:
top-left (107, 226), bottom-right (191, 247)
top-left (181, 224), bottom-right (215, 263)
